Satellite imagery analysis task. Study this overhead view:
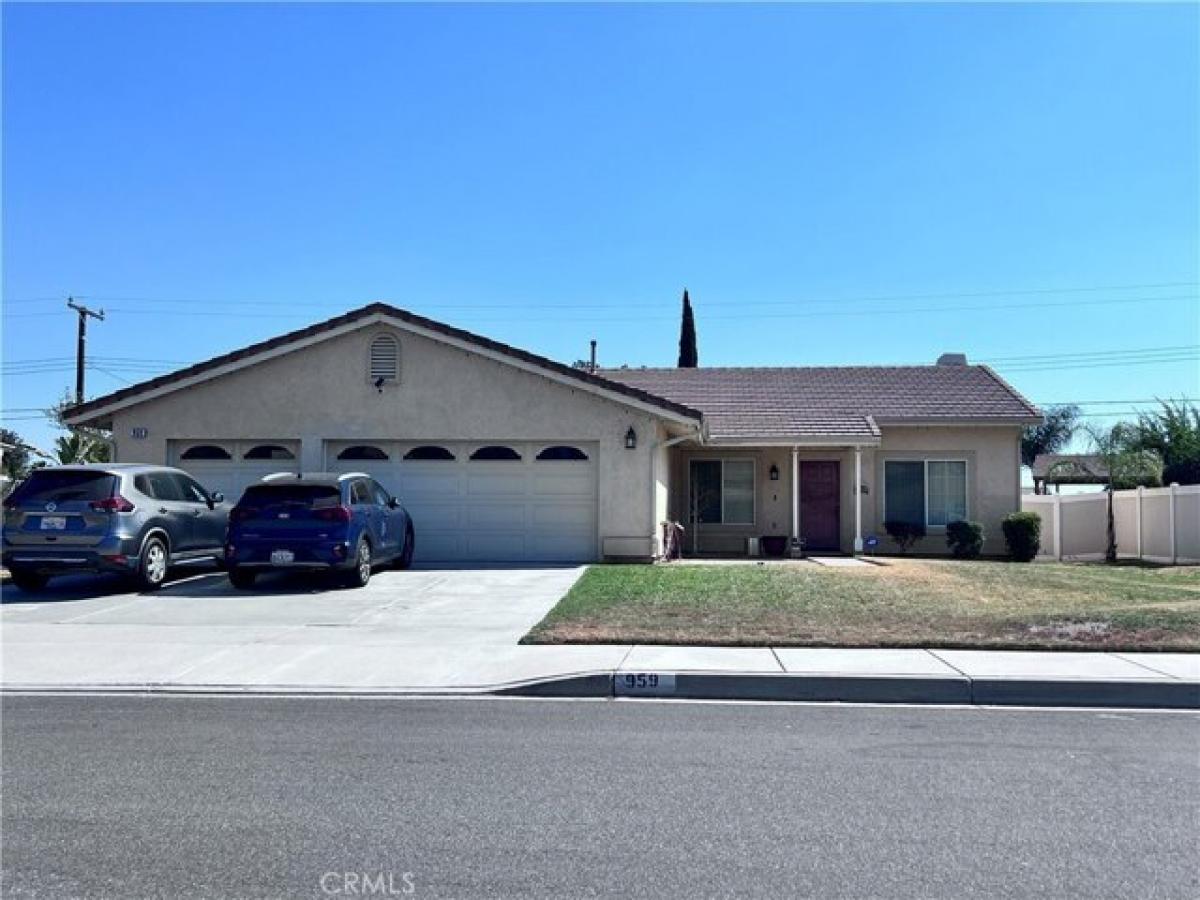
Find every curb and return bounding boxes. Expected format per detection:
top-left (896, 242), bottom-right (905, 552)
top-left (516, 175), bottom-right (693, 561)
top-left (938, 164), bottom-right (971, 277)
top-left (607, 671), bottom-right (1200, 709)
top-left (3, 673), bottom-right (1197, 709)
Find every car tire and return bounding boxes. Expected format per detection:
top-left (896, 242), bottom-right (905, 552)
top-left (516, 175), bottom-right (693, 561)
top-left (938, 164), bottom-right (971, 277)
top-left (345, 537), bottom-right (372, 588)
top-left (228, 568), bottom-right (257, 590)
top-left (396, 525), bottom-right (415, 570)
top-left (9, 568), bottom-right (48, 593)
top-left (136, 536), bottom-right (169, 591)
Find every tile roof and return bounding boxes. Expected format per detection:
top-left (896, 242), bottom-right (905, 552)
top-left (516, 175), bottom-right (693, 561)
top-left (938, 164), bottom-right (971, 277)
top-left (600, 365), bottom-right (1041, 442)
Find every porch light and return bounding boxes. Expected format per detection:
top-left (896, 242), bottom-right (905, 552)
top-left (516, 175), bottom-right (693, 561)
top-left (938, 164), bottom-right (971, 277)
top-left (769, 464), bottom-right (780, 481)
top-left (624, 427), bottom-right (637, 449)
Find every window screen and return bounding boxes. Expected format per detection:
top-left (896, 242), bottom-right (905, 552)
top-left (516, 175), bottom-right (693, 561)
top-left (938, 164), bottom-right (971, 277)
top-left (690, 460), bottom-right (722, 524)
top-left (884, 461), bottom-right (925, 527)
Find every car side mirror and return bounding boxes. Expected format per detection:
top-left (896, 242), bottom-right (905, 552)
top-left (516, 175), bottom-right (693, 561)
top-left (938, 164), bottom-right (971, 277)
top-left (388, 497), bottom-right (399, 509)
top-left (210, 492), bottom-right (224, 507)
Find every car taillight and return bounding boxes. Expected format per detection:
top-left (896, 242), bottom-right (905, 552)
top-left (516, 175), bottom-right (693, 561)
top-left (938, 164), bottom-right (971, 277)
top-left (315, 505), bottom-right (352, 523)
top-left (91, 495), bottom-right (135, 513)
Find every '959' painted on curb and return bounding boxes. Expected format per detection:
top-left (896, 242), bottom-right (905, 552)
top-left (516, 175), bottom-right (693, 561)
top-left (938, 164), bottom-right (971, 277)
top-left (617, 672), bottom-right (676, 695)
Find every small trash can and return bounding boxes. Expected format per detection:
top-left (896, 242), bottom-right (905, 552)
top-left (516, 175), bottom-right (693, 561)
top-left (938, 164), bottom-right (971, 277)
top-left (746, 536), bottom-right (760, 557)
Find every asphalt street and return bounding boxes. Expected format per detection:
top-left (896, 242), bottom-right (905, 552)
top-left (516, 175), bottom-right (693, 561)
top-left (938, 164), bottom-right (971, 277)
top-left (2, 696), bottom-right (1197, 899)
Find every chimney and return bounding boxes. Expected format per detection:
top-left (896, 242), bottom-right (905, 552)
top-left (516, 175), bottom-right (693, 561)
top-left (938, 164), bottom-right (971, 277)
top-left (589, 340), bottom-right (597, 374)
top-left (936, 352), bottom-right (968, 366)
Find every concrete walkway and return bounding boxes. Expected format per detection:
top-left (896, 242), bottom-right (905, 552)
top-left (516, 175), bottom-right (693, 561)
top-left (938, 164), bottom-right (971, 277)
top-left (3, 568), bottom-right (1197, 707)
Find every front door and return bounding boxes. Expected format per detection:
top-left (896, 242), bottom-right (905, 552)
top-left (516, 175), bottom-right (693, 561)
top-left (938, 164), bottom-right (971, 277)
top-left (800, 461), bottom-right (840, 551)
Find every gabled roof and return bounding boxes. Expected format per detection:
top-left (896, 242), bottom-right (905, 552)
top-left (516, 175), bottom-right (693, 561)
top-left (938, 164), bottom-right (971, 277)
top-left (63, 303), bottom-right (704, 428)
top-left (601, 365), bottom-right (1041, 443)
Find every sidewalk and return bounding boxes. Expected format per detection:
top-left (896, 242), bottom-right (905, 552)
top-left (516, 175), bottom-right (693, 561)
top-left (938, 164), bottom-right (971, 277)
top-left (4, 621), bottom-right (1197, 708)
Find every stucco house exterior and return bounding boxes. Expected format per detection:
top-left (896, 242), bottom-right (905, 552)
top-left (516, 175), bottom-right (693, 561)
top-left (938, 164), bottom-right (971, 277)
top-left (64, 303), bottom-right (1042, 562)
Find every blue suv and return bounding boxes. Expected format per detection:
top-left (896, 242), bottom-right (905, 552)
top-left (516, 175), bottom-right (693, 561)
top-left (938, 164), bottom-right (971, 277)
top-left (224, 472), bottom-right (414, 589)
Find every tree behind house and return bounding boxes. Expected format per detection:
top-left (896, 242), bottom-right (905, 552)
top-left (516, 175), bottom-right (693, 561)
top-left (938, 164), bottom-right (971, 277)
top-left (1122, 400), bottom-right (1200, 485)
top-left (677, 289), bottom-right (698, 368)
top-left (1021, 404), bottom-right (1080, 470)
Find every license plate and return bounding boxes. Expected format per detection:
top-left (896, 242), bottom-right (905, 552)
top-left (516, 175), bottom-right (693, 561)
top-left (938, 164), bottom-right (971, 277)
top-left (270, 549), bottom-right (295, 565)
top-left (39, 516), bottom-right (67, 531)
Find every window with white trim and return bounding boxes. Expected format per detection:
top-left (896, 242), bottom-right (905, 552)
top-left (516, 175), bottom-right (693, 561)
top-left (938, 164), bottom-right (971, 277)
top-left (690, 459), bottom-right (755, 525)
top-left (368, 334), bottom-right (399, 384)
top-left (884, 460), bottom-right (967, 528)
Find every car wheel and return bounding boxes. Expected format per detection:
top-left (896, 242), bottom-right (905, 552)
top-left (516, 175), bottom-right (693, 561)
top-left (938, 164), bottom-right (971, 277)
top-left (228, 568), bottom-right (257, 590)
top-left (345, 537), bottom-right (372, 588)
top-left (396, 525), bottom-right (415, 570)
top-left (136, 536), bottom-right (169, 591)
top-left (9, 568), bottom-right (48, 593)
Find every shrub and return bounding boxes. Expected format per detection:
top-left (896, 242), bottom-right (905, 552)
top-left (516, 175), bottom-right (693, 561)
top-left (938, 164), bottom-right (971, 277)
top-left (946, 520), bottom-right (985, 559)
top-left (1002, 512), bottom-right (1041, 562)
top-left (883, 520), bottom-right (926, 553)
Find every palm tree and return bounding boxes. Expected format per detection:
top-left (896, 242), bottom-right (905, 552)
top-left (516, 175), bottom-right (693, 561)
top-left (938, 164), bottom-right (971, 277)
top-left (54, 432), bottom-right (110, 465)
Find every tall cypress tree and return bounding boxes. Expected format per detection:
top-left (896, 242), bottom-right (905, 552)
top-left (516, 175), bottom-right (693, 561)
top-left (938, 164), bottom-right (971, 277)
top-left (677, 289), bottom-right (698, 368)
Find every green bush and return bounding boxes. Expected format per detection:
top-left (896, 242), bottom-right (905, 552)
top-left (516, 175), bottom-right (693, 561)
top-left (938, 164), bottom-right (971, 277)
top-left (883, 520), bottom-right (926, 553)
top-left (946, 520), bottom-right (985, 559)
top-left (1002, 512), bottom-right (1041, 562)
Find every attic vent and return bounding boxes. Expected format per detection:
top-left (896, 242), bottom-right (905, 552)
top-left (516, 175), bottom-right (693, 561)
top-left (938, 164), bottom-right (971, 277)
top-left (936, 353), bottom-right (968, 366)
top-left (369, 334), bottom-right (399, 384)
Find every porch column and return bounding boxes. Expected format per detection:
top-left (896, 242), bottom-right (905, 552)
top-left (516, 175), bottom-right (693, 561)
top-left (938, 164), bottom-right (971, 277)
top-left (791, 446), bottom-right (800, 553)
top-left (853, 446), bottom-right (864, 553)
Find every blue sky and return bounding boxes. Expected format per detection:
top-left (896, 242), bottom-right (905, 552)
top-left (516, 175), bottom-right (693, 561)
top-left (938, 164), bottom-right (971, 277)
top-left (3, 2), bottom-right (1197, 457)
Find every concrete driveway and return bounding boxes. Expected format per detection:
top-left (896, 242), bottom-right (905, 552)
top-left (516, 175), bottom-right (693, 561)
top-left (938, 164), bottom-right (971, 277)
top-left (0, 565), bottom-right (632, 692)
top-left (2, 565), bottom-right (585, 644)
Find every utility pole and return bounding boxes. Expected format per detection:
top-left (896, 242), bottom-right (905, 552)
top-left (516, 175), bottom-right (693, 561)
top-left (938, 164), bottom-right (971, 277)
top-left (66, 297), bottom-right (105, 406)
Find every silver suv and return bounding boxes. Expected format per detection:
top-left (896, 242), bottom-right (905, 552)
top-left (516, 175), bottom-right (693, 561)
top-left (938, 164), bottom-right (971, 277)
top-left (2, 464), bottom-right (230, 592)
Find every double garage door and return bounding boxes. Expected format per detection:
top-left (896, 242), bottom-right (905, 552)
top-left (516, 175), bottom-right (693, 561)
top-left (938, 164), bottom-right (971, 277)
top-left (170, 439), bottom-right (597, 563)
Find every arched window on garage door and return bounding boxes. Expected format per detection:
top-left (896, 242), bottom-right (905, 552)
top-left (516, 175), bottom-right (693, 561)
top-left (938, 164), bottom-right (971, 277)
top-left (470, 445), bottom-right (522, 461)
top-left (404, 445), bottom-right (456, 461)
top-left (243, 444), bottom-right (295, 460)
top-left (338, 445), bottom-right (389, 461)
top-left (536, 445), bottom-right (589, 461)
top-left (180, 444), bottom-right (232, 460)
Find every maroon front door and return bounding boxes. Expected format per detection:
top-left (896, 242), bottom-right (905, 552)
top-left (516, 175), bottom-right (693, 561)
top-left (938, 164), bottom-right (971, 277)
top-left (800, 461), bottom-right (840, 551)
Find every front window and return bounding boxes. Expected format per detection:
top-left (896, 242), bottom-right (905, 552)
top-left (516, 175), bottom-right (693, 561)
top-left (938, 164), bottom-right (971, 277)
top-left (690, 459), bottom-right (755, 525)
top-left (884, 460), bottom-right (967, 528)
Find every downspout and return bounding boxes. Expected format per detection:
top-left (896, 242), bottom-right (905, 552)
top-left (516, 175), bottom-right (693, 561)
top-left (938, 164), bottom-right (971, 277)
top-left (650, 422), bottom-right (704, 559)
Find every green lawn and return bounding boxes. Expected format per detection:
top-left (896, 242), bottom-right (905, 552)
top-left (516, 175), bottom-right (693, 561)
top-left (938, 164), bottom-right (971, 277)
top-left (522, 560), bottom-right (1200, 651)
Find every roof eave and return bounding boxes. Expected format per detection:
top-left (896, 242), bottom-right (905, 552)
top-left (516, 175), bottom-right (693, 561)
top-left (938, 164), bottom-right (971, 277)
top-left (61, 304), bottom-right (704, 429)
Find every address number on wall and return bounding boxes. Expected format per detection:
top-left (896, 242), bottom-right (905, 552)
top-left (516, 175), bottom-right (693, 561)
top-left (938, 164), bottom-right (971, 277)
top-left (130, 427), bottom-right (149, 439)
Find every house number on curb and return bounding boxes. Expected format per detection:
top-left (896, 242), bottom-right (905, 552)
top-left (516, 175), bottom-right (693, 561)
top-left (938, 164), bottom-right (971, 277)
top-left (616, 672), bottom-right (676, 695)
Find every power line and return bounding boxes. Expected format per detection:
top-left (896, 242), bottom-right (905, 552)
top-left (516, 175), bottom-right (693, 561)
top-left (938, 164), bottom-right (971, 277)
top-left (6, 279), bottom-right (1198, 309)
top-left (3, 291), bottom-right (1197, 323)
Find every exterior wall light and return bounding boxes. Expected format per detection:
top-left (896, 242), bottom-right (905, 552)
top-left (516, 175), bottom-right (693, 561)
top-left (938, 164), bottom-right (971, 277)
top-left (624, 427), bottom-right (637, 450)
top-left (769, 464), bottom-right (780, 481)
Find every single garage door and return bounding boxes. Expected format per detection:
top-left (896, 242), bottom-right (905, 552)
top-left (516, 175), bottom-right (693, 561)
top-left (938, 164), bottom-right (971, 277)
top-left (326, 440), bottom-right (597, 562)
top-left (170, 440), bottom-right (300, 502)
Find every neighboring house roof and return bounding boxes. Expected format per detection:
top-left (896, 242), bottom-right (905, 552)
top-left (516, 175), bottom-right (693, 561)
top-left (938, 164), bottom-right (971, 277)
top-left (601, 365), bottom-right (1041, 443)
top-left (62, 303), bottom-right (704, 429)
top-left (1031, 453), bottom-right (1109, 484)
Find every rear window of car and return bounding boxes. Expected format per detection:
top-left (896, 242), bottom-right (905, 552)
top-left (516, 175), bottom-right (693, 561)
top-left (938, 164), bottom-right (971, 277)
top-left (5, 470), bottom-right (117, 506)
top-left (238, 485), bottom-right (342, 509)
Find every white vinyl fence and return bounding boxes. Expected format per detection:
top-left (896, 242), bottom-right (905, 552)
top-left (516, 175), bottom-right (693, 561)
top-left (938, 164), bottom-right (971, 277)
top-left (1022, 484), bottom-right (1200, 564)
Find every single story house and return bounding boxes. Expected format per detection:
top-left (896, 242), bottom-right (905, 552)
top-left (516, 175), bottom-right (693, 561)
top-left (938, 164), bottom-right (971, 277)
top-left (64, 303), bottom-right (1042, 562)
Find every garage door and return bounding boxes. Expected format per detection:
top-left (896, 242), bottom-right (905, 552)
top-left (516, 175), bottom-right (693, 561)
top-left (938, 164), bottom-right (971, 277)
top-left (326, 440), bottom-right (597, 562)
top-left (170, 441), bottom-right (300, 502)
